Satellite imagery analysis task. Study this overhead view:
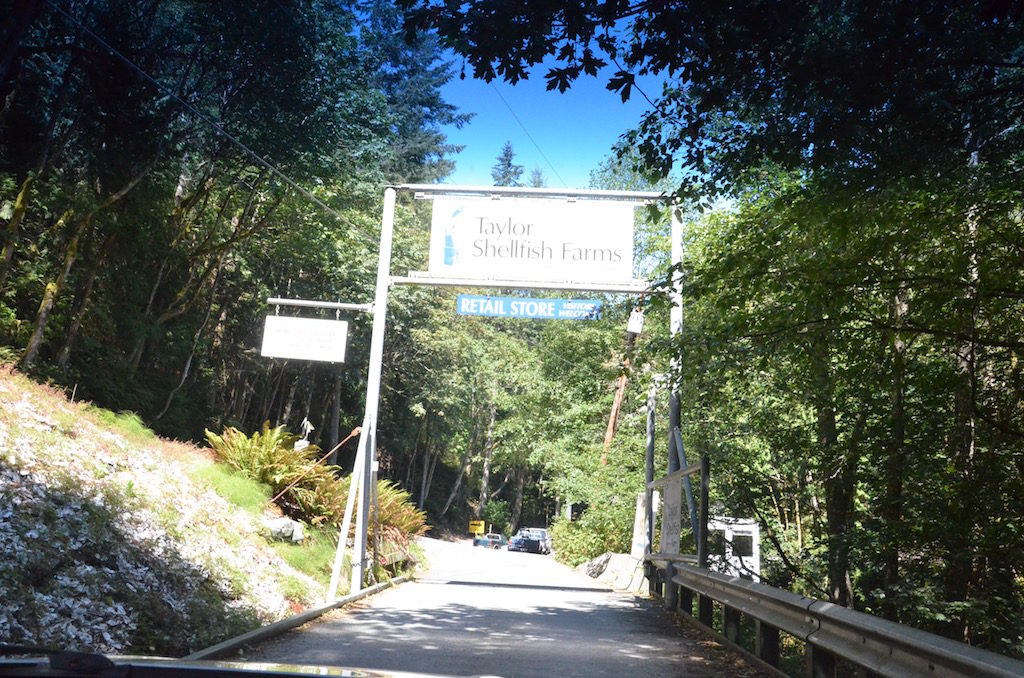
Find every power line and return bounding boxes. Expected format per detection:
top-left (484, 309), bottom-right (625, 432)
top-left (488, 82), bottom-right (570, 188)
top-left (43, 0), bottom-right (375, 247)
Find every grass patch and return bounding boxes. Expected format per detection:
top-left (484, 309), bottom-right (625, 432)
top-left (190, 461), bottom-right (272, 516)
top-left (85, 406), bottom-right (156, 444)
top-left (272, 525), bottom-right (340, 587)
top-left (280, 574), bottom-right (311, 602)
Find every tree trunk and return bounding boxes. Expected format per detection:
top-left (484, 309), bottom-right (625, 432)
top-left (509, 468), bottom-right (525, 535)
top-left (420, 449), bottom-right (438, 511)
top-left (1, 174), bottom-right (35, 290)
top-left (154, 266), bottom-right (220, 420)
top-left (0, 23), bottom-right (71, 289)
top-left (259, 362), bottom-right (285, 424)
top-left (943, 210), bottom-right (980, 643)
top-left (441, 441), bottom-right (475, 516)
top-left (475, 402), bottom-right (497, 519)
top-left (55, 232), bottom-right (115, 370)
top-left (881, 282), bottom-right (908, 620)
top-left (602, 332), bottom-right (636, 464)
top-left (280, 373), bottom-right (299, 429)
top-left (489, 471), bottom-right (510, 499)
top-left (811, 333), bottom-right (857, 607)
top-left (20, 158), bottom-right (155, 369)
top-left (326, 370), bottom-right (342, 465)
top-left (19, 209), bottom-right (82, 368)
top-left (404, 416), bottom-right (425, 488)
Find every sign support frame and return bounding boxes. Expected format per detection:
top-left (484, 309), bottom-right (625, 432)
top-left (345, 184), bottom-right (669, 595)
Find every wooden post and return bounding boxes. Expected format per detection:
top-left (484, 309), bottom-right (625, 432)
top-left (698, 594), bottom-right (714, 626)
top-left (723, 604), bottom-right (740, 643)
top-left (679, 584), bottom-right (694, 617)
top-left (756, 620), bottom-right (781, 667)
top-left (807, 644), bottom-right (836, 678)
top-left (664, 562), bottom-right (678, 611)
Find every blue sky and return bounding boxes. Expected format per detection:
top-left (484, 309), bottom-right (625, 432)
top-left (438, 63), bottom-right (660, 189)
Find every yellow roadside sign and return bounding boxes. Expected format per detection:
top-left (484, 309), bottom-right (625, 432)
top-left (469, 520), bottom-right (485, 535)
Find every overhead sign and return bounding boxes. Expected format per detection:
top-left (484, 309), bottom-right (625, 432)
top-left (260, 316), bottom-right (348, 363)
top-left (429, 195), bottom-right (635, 284)
top-left (457, 294), bottom-right (601, 320)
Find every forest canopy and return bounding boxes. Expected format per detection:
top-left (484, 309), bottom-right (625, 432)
top-left (3, 0), bottom-right (1024, 659)
top-left (400, 0), bottom-right (1024, 656)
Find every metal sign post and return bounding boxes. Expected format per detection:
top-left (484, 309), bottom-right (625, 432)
top-left (349, 186), bottom-right (397, 592)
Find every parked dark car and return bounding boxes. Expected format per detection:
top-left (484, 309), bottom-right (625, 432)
top-left (508, 528), bottom-right (550, 554)
top-left (507, 531), bottom-right (527, 552)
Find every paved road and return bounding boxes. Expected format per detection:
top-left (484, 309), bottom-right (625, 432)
top-left (242, 537), bottom-right (766, 677)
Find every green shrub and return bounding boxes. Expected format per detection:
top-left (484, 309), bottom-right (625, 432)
top-left (551, 507), bottom-right (632, 567)
top-left (375, 480), bottom-right (429, 549)
top-left (205, 422), bottom-right (343, 524)
top-left (481, 499), bottom-right (510, 535)
top-left (205, 423), bottom-right (428, 549)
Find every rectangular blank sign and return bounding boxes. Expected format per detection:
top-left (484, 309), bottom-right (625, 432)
top-left (261, 316), bottom-right (347, 363)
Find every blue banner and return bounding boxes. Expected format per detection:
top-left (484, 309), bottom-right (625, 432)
top-left (456, 295), bottom-right (601, 320)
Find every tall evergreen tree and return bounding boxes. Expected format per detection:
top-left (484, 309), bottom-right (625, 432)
top-left (490, 141), bottom-right (523, 186)
top-left (357, 0), bottom-right (468, 183)
top-left (528, 166), bottom-right (545, 188)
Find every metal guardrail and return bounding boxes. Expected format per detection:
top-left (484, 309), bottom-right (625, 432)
top-left (646, 557), bottom-right (1024, 678)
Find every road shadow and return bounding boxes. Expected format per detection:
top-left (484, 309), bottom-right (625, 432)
top-left (247, 592), bottom-right (726, 677)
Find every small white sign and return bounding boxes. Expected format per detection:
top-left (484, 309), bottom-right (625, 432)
top-left (428, 195), bottom-right (635, 284)
top-left (261, 316), bottom-right (348, 363)
top-left (627, 308), bottom-right (645, 335)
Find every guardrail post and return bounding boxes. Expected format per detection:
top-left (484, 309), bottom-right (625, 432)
top-left (679, 583), bottom-right (694, 617)
top-left (755, 620), bottom-right (780, 667)
top-left (644, 560), bottom-right (657, 595)
top-left (698, 593), bottom-right (713, 626)
top-left (664, 562), bottom-right (678, 611)
top-left (723, 604), bottom-right (740, 643)
top-left (807, 644), bottom-right (836, 678)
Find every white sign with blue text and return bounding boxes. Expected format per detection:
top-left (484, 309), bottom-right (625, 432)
top-left (456, 295), bottom-right (601, 320)
top-left (429, 195), bottom-right (635, 284)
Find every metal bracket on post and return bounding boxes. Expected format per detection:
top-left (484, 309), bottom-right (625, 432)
top-left (671, 426), bottom-right (699, 539)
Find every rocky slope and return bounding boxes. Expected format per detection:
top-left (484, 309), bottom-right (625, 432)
top-left (0, 365), bottom-right (323, 656)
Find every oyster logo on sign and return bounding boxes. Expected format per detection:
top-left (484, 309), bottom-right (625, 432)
top-left (429, 195), bottom-right (635, 284)
top-left (443, 206), bottom-right (463, 266)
